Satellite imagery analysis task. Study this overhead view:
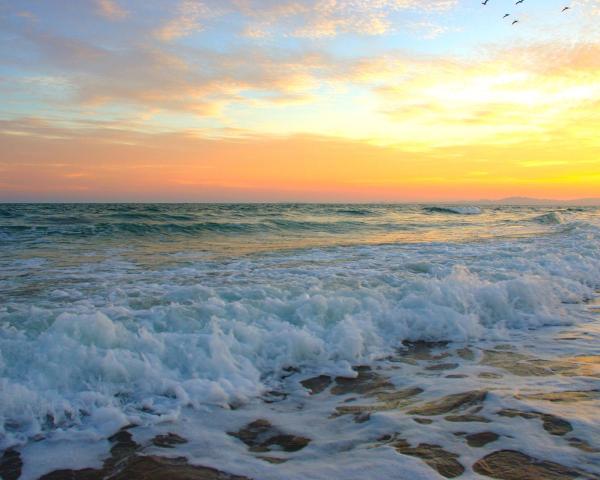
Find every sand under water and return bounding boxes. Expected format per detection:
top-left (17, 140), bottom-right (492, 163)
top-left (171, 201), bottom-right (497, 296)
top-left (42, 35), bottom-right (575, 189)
top-left (0, 203), bottom-right (599, 479)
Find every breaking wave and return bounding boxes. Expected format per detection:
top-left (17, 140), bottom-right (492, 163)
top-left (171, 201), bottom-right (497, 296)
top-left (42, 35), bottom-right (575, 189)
top-left (425, 206), bottom-right (482, 215)
top-left (533, 211), bottom-right (564, 225)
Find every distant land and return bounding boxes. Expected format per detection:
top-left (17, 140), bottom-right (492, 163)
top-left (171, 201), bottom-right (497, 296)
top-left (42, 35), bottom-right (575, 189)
top-left (467, 197), bottom-right (600, 206)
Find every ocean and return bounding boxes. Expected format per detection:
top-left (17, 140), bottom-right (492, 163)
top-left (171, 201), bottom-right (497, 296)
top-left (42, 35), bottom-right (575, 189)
top-left (1, 203), bottom-right (599, 479)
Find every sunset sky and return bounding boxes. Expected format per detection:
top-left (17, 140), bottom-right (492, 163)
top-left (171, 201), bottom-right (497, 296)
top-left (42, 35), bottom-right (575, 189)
top-left (1, 0), bottom-right (599, 201)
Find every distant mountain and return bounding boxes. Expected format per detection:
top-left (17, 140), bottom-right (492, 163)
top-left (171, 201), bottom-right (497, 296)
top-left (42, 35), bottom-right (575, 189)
top-left (471, 197), bottom-right (600, 206)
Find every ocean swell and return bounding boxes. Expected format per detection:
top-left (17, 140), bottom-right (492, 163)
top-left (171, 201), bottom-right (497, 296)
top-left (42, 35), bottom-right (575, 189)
top-left (425, 206), bottom-right (482, 215)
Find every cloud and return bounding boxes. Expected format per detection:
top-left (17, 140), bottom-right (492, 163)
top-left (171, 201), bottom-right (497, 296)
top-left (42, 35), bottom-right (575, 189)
top-left (408, 21), bottom-right (454, 40)
top-left (3, 0), bottom-right (600, 155)
top-left (235, 0), bottom-right (458, 38)
top-left (370, 41), bottom-right (600, 147)
top-left (573, 0), bottom-right (600, 15)
top-left (95, 0), bottom-right (127, 20)
top-left (154, 1), bottom-right (217, 41)
top-left (14, 26), bottom-right (340, 115)
top-left (11, 15), bottom-right (600, 152)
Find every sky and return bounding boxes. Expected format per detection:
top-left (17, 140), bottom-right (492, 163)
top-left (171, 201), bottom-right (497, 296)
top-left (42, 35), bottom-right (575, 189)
top-left (0, 0), bottom-right (599, 202)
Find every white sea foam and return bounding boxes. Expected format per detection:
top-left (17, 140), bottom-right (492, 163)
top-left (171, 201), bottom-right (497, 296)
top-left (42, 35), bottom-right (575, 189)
top-left (1, 215), bottom-right (599, 455)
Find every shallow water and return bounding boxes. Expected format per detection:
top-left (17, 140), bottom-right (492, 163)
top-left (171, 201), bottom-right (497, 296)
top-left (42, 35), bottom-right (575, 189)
top-left (1, 203), bottom-right (599, 479)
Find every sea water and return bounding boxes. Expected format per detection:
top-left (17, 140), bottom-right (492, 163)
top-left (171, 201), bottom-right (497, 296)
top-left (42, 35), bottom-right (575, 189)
top-left (1, 204), bottom-right (599, 478)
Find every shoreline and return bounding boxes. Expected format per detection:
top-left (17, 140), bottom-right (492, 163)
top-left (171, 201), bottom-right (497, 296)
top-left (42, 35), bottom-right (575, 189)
top-left (5, 324), bottom-right (600, 480)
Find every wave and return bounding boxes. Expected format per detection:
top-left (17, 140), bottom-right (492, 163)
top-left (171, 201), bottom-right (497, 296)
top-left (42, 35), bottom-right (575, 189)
top-left (106, 212), bottom-right (198, 221)
top-left (533, 211), bottom-right (564, 225)
top-left (0, 219), bottom-right (413, 239)
top-left (334, 208), bottom-right (376, 216)
top-left (0, 207), bottom-right (22, 219)
top-left (1, 219), bottom-right (600, 449)
top-left (425, 206), bottom-right (482, 215)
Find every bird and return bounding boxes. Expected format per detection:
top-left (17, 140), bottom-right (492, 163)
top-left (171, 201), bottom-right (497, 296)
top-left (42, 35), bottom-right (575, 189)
top-left (512, 19), bottom-right (519, 24)
top-left (503, 13), bottom-right (510, 18)
top-left (515, 0), bottom-right (524, 4)
top-left (482, 0), bottom-right (489, 4)
top-left (562, 6), bottom-right (570, 11)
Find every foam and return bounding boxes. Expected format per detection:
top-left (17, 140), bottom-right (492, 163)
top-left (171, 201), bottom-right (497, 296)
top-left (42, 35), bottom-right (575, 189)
top-left (1, 205), bottom-right (599, 474)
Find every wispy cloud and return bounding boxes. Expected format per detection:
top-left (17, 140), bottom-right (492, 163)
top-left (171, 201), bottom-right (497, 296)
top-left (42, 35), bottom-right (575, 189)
top-left (235, 0), bottom-right (458, 38)
top-left (368, 41), bottom-right (600, 146)
top-left (154, 1), bottom-right (213, 41)
top-left (95, 0), bottom-right (127, 20)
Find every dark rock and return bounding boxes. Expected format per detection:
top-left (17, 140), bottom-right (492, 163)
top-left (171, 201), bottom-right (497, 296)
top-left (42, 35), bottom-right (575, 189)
top-left (0, 449), bottom-right (23, 480)
top-left (496, 409), bottom-right (572, 436)
top-left (478, 372), bottom-right (503, 379)
top-left (408, 390), bottom-right (487, 416)
top-left (41, 429), bottom-right (251, 480)
top-left (354, 412), bottom-right (371, 423)
top-left (300, 375), bottom-right (332, 395)
top-left (445, 414), bottom-right (491, 423)
top-left (41, 467), bottom-right (103, 480)
top-left (393, 440), bottom-right (465, 478)
top-left (456, 348), bottom-right (475, 361)
top-left (446, 374), bottom-right (469, 379)
top-left (472, 450), bottom-right (589, 480)
top-left (540, 415), bottom-right (573, 436)
top-left (106, 429), bottom-right (139, 465)
top-left (497, 408), bottom-right (538, 420)
top-left (413, 417), bottom-right (433, 425)
top-left (332, 404), bottom-right (376, 417)
top-left (517, 390), bottom-right (600, 403)
top-left (228, 419), bottom-right (310, 453)
top-left (265, 434), bottom-right (310, 452)
top-left (425, 363), bottom-right (459, 371)
top-left (257, 456), bottom-right (288, 464)
top-left (331, 367), bottom-right (393, 396)
top-left (42, 455), bottom-right (251, 480)
top-left (333, 387), bottom-right (423, 418)
top-left (110, 456), bottom-right (252, 480)
top-left (398, 341), bottom-right (450, 361)
top-left (152, 433), bottom-right (188, 448)
top-left (466, 431), bottom-right (499, 447)
top-left (567, 437), bottom-right (600, 453)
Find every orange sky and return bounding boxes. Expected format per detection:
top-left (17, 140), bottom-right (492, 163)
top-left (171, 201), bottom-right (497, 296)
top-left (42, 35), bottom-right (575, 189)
top-left (3, 125), bottom-right (599, 201)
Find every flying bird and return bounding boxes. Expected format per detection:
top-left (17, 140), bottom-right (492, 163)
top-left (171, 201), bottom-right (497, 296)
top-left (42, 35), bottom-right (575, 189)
top-left (562, 6), bottom-right (570, 11)
top-left (482, 0), bottom-right (489, 4)
top-left (512, 19), bottom-right (519, 24)
top-left (503, 13), bottom-right (510, 18)
top-left (515, 0), bottom-right (524, 4)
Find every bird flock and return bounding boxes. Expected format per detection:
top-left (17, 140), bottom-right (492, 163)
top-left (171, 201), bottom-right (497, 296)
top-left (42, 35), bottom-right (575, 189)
top-left (481, 0), bottom-right (571, 25)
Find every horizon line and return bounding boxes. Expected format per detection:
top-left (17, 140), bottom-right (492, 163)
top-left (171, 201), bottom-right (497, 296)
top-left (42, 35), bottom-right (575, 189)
top-left (2, 197), bottom-right (599, 206)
